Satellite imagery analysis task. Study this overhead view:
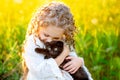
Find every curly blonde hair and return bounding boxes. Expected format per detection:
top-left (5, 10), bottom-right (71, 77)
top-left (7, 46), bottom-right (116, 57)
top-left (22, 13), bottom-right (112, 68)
top-left (26, 2), bottom-right (76, 46)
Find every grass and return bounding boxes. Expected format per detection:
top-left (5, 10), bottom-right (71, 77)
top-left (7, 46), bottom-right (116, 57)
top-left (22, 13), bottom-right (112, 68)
top-left (0, 0), bottom-right (120, 80)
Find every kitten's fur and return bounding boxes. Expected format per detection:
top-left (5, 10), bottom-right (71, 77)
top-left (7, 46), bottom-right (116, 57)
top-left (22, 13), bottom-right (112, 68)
top-left (35, 41), bottom-right (89, 80)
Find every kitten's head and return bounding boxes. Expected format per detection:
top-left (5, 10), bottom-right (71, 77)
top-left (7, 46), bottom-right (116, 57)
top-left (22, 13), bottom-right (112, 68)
top-left (45, 41), bottom-right (64, 58)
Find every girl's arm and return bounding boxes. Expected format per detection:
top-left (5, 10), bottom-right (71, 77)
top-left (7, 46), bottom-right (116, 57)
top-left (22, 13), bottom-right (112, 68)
top-left (55, 45), bottom-right (69, 66)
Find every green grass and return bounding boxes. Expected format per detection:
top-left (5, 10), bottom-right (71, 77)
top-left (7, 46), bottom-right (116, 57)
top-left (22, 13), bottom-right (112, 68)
top-left (0, 0), bottom-right (120, 80)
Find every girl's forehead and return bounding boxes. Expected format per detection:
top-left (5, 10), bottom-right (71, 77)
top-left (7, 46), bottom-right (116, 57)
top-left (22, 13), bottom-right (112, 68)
top-left (40, 26), bottom-right (64, 37)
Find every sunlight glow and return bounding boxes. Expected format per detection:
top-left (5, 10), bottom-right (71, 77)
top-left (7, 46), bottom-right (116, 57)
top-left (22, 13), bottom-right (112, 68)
top-left (14, 0), bottom-right (22, 4)
top-left (91, 18), bottom-right (98, 25)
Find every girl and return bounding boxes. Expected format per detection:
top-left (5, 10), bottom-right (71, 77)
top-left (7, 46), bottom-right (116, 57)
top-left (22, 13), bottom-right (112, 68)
top-left (22, 2), bottom-right (93, 80)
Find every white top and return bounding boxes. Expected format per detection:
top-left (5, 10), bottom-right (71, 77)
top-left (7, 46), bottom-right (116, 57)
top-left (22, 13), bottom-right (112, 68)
top-left (23, 35), bottom-right (93, 80)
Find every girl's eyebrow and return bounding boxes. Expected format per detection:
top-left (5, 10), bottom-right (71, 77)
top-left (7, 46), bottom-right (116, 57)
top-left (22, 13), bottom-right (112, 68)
top-left (44, 32), bottom-right (62, 39)
top-left (53, 37), bottom-right (60, 39)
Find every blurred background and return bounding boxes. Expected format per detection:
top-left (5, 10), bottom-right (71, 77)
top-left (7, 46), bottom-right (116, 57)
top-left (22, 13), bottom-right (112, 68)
top-left (0, 0), bottom-right (120, 80)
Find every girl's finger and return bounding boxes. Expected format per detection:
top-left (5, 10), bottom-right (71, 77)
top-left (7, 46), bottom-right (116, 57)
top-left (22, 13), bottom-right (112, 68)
top-left (63, 61), bottom-right (72, 69)
top-left (65, 56), bottom-right (73, 60)
top-left (64, 64), bottom-right (73, 71)
top-left (70, 67), bottom-right (78, 74)
top-left (68, 67), bottom-right (76, 73)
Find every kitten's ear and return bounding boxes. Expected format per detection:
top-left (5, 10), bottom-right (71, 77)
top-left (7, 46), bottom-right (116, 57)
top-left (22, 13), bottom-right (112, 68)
top-left (57, 41), bottom-right (64, 47)
top-left (44, 42), bottom-right (50, 46)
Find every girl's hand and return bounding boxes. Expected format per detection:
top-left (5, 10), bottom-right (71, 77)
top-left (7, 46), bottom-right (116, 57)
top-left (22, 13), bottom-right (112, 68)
top-left (63, 56), bottom-right (84, 74)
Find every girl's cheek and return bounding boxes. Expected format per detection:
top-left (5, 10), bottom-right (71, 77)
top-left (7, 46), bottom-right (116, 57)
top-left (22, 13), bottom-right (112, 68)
top-left (39, 34), bottom-right (45, 40)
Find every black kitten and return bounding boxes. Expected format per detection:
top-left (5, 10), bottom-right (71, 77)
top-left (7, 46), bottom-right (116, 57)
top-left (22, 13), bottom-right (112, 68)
top-left (35, 41), bottom-right (63, 59)
top-left (35, 41), bottom-right (89, 80)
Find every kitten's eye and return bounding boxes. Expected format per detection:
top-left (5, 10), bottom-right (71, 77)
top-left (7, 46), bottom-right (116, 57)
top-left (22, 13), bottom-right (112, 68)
top-left (47, 47), bottom-right (51, 51)
top-left (54, 48), bottom-right (58, 51)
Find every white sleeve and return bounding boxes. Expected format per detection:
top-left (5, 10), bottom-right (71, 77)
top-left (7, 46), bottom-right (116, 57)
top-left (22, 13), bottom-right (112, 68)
top-left (82, 66), bottom-right (93, 80)
top-left (23, 36), bottom-right (64, 79)
top-left (69, 51), bottom-right (78, 57)
top-left (69, 46), bottom-right (78, 57)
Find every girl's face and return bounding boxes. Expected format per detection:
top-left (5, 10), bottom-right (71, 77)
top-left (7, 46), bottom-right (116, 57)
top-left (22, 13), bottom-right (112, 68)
top-left (38, 26), bottom-right (64, 43)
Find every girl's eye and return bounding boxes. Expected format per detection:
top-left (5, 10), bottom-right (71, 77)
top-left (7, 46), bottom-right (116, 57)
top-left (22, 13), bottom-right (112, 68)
top-left (53, 37), bottom-right (59, 40)
top-left (44, 33), bottom-right (49, 37)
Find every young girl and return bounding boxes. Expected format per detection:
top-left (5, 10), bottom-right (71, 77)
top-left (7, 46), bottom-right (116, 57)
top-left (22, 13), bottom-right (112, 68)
top-left (22, 2), bottom-right (93, 80)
